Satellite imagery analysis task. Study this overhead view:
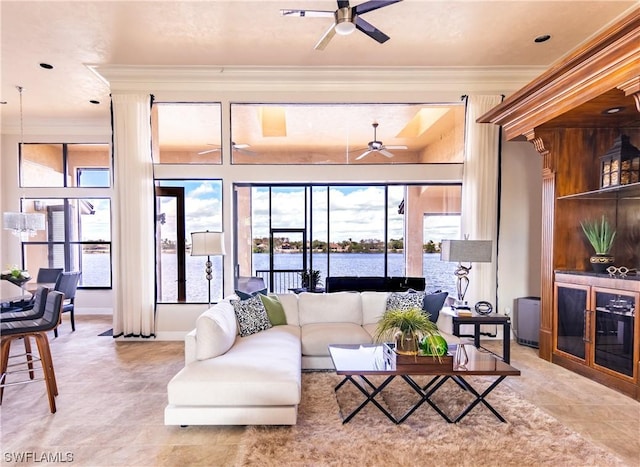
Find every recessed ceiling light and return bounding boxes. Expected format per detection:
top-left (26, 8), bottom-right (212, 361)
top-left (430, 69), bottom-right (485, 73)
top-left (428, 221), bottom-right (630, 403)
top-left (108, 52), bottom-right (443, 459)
top-left (39, 63), bottom-right (53, 69)
top-left (89, 100), bottom-right (100, 105)
top-left (534, 34), bottom-right (551, 43)
top-left (603, 106), bottom-right (625, 114)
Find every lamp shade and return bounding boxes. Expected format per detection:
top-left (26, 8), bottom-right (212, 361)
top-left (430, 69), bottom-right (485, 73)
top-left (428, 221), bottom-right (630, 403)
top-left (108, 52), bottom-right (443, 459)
top-left (440, 239), bottom-right (492, 263)
top-left (191, 231), bottom-right (225, 256)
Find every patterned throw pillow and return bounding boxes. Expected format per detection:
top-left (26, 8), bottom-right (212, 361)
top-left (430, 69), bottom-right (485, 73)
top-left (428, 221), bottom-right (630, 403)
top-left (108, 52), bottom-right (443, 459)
top-left (231, 295), bottom-right (272, 337)
top-left (386, 291), bottom-right (425, 311)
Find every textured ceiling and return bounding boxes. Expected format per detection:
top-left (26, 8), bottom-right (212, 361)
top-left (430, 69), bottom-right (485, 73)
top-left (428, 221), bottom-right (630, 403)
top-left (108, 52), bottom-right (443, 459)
top-left (1, 0), bottom-right (637, 131)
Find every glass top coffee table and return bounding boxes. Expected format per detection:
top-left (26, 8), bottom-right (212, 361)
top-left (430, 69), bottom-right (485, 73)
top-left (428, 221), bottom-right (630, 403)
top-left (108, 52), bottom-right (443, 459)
top-left (328, 343), bottom-right (521, 424)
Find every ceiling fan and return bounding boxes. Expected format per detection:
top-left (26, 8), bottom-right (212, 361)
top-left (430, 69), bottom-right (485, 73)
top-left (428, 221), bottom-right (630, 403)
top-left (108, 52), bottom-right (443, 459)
top-left (281, 0), bottom-right (402, 50)
top-left (353, 122), bottom-right (407, 160)
top-left (197, 142), bottom-right (256, 156)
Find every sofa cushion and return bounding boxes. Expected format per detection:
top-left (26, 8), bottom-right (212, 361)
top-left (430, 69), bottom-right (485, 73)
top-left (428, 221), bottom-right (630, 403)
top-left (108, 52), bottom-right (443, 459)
top-left (276, 293), bottom-right (300, 326)
top-left (195, 301), bottom-right (238, 361)
top-left (298, 291), bottom-right (362, 326)
top-left (168, 325), bottom-right (302, 407)
top-left (259, 294), bottom-right (287, 325)
top-left (231, 295), bottom-right (272, 337)
top-left (301, 322), bottom-right (372, 356)
top-left (361, 291), bottom-right (389, 325)
top-left (386, 291), bottom-right (425, 311)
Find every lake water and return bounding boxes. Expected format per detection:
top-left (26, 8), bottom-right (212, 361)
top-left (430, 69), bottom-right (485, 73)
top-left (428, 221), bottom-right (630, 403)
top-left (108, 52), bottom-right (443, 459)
top-left (83, 252), bottom-right (458, 302)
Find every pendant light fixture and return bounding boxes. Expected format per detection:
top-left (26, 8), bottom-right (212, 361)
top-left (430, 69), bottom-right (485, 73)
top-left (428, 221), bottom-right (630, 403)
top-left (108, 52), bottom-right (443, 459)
top-left (2, 86), bottom-right (45, 241)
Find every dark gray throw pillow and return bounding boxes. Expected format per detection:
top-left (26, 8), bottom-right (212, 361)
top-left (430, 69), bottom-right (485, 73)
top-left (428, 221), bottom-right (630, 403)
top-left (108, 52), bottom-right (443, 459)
top-left (423, 291), bottom-right (448, 323)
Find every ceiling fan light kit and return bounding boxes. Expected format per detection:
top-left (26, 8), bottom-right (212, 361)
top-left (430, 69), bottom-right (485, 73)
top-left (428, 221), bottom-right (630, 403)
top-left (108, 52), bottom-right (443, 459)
top-left (334, 7), bottom-right (356, 35)
top-left (281, 0), bottom-right (402, 50)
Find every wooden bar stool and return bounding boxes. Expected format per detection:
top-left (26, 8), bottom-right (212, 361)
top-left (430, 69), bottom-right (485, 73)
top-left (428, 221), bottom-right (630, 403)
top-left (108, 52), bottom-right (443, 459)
top-left (0, 291), bottom-right (64, 413)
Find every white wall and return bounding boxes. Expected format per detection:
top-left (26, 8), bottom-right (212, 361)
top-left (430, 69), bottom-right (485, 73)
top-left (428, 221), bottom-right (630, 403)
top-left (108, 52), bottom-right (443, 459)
top-left (497, 137), bottom-right (543, 318)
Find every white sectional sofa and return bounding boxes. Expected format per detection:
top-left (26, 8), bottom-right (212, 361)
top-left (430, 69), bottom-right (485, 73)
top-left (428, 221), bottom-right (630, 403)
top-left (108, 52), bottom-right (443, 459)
top-left (165, 290), bottom-right (453, 426)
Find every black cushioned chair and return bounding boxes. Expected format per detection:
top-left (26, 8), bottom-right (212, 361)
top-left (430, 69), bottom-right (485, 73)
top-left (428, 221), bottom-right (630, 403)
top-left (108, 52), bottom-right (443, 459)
top-left (325, 276), bottom-right (426, 293)
top-left (0, 290), bottom-right (64, 413)
top-left (53, 271), bottom-right (81, 337)
top-left (36, 268), bottom-right (63, 284)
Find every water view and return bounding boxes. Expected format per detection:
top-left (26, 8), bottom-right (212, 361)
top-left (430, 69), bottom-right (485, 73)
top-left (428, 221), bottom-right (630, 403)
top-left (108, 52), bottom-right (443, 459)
top-left (84, 252), bottom-right (458, 303)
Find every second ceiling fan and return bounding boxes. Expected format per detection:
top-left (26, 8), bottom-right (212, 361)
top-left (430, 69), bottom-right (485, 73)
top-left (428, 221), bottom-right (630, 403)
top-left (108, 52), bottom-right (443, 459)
top-left (281, 0), bottom-right (402, 50)
top-left (353, 122), bottom-right (407, 160)
top-left (198, 142), bottom-right (256, 156)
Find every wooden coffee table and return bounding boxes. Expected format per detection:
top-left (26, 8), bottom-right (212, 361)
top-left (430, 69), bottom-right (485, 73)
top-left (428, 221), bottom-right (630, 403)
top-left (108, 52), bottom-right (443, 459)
top-left (328, 343), bottom-right (520, 424)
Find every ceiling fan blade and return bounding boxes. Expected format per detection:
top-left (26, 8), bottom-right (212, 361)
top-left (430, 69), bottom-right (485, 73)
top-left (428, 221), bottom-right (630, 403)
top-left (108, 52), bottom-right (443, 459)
top-left (378, 149), bottom-right (395, 158)
top-left (354, 0), bottom-right (403, 15)
top-left (197, 149), bottom-right (219, 155)
top-left (355, 150), bottom-right (373, 161)
top-left (355, 17), bottom-right (390, 44)
top-left (315, 23), bottom-right (337, 50)
top-left (235, 147), bottom-right (258, 156)
top-left (280, 9), bottom-right (334, 18)
top-left (385, 145), bottom-right (408, 150)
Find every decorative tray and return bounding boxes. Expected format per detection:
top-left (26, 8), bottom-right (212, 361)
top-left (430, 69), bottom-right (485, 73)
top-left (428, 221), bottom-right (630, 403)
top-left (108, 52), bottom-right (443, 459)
top-left (382, 342), bottom-right (453, 371)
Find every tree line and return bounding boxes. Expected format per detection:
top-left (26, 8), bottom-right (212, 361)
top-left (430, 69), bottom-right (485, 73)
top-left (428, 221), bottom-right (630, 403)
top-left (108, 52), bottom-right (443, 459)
top-left (251, 237), bottom-right (441, 254)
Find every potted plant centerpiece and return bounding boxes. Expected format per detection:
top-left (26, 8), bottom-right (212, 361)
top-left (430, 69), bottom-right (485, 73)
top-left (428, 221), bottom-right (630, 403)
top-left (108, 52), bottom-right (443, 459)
top-left (374, 307), bottom-right (441, 356)
top-left (299, 269), bottom-right (322, 291)
top-left (580, 215), bottom-right (616, 273)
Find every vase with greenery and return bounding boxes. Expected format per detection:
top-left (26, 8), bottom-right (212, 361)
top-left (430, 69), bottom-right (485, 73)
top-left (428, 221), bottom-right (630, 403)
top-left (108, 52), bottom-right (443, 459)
top-left (1, 264), bottom-right (31, 287)
top-left (374, 307), bottom-right (440, 355)
top-left (580, 215), bottom-right (616, 273)
top-left (299, 269), bottom-right (322, 291)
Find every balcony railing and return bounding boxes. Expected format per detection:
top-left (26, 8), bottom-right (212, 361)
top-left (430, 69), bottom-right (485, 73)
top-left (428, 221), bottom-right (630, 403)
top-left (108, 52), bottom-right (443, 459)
top-left (255, 269), bottom-right (304, 294)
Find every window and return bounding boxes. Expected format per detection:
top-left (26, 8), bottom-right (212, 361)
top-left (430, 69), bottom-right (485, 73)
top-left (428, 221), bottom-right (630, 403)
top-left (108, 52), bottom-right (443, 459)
top-left (230, 103), bottom-right (465, 165)
top-left (154, 103), bottom-right (222, 164)
top-left (21, 198), bottom-right (112, 287)
top-left (155, 180), bottom-right (224, 303)
top-left (20, 143), bottom-right (111, 187)
top-left (235, 183), bottom-right (461, 297)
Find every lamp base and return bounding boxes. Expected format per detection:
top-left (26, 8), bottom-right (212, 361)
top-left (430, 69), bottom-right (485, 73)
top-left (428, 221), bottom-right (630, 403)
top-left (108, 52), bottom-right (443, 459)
top-left (451, 301), bottom-right (471, 311)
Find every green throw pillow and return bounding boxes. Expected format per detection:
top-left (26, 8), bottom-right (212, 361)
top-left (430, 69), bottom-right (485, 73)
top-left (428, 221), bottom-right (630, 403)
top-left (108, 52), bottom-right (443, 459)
top-left (259, 294), bottom-right (287, 326)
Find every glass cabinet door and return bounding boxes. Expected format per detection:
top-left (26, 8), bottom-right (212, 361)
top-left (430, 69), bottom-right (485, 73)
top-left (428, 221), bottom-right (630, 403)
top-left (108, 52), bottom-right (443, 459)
top-left (593, 289), bottom-right (636, 378)
top-left (556, 284), bottom-right (589, 360)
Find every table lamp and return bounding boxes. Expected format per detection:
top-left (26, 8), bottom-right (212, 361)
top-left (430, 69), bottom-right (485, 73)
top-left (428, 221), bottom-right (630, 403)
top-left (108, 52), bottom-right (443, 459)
top-left (440, 238), bottom-right (492, 310)
top-left (191, 230), bottom-right (225, 307)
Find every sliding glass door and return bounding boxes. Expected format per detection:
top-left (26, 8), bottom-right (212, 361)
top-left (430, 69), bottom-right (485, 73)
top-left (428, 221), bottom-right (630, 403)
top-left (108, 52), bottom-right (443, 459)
top-left (234, 183), bottom-right (461, 296)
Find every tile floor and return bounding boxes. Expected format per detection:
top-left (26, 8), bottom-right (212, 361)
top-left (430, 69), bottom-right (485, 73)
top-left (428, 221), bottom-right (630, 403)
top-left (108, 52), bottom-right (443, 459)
top-left (1, 315), bottom-right (639, 466)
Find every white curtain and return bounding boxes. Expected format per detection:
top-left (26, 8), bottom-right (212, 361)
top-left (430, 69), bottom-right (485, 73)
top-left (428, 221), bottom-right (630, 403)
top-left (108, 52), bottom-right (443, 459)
top-left (461, 95), bottom-right (503, 308)
top-left (112, 93), bottom-right (156, 337)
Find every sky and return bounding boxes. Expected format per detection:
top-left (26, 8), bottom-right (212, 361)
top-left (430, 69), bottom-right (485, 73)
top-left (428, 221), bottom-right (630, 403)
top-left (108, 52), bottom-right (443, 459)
top-left (66, 181), bottom-right (460, 245)
top-left (157, 182), bottom-right (460, 244)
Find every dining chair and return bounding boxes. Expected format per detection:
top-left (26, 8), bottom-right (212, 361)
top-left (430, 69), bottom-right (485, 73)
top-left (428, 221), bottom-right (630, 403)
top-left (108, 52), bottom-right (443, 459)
top-left (0, 290), bottom-right (64, 413)
top-left (53, 271), bottom-right (81, 337)
top-left (36, 268), bottom-right (63, 284)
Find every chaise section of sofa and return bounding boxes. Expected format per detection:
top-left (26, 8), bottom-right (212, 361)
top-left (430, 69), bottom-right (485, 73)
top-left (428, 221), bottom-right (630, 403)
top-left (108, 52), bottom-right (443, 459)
top-left (165, 298), bottom-right (302, 426)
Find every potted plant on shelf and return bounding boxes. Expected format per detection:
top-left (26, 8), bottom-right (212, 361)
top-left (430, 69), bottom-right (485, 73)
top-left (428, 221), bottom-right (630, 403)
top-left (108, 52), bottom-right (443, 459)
top-left (580, 215), bottom-right (616, 273)
top-left (374, 307), bottom-right (441, 356)
top-left (299, 269), bottom-right (322, 291)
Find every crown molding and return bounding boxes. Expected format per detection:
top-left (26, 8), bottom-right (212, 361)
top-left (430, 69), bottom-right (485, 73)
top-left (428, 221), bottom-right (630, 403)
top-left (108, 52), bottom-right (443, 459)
top-left (1, 118), bottom-right (111, 137)
top-left (88, 65), bottom-right (547, 94)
